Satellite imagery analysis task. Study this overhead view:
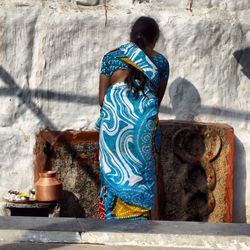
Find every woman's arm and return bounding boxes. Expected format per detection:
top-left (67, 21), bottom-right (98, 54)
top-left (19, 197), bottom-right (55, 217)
top-left (157, 80), bottom-right (168, 106)
top-left (99, 74), bottom-right (110, 106)
top-left (156, 55), bottom-right (169, 106)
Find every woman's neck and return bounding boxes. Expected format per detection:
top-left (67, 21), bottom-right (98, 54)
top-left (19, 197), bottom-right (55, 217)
top-left (146, 47), bottom-right (157, 56)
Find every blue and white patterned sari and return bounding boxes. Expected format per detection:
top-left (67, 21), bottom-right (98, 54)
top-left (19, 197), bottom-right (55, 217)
top-left (96, 42), bottom-right (162, 220)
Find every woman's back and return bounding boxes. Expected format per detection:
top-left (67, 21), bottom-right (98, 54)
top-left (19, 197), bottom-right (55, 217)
top-left (101, 49), bottom-right (169, 93)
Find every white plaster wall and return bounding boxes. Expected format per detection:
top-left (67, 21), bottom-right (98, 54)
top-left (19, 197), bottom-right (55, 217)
top-left (0, 0), bottom-right (249, 222)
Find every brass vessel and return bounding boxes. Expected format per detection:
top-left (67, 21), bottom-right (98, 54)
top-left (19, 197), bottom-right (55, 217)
top-left (35, 171), bottom-right (62, 201)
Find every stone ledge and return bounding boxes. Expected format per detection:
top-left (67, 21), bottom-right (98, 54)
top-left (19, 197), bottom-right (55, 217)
top-left (0, 217), bottom-right (249, 249)
top-left (0, 230), bottom-right (81, 243)
top-left (0, 216), bottom-right (81, 231)
top-left (78, 219), bottom-right (250, 236)
top-left (81, 232), bottom-right (250, 249)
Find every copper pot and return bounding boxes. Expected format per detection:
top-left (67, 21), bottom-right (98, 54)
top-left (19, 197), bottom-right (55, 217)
top-left (35, 170), bottom-right (62, 201)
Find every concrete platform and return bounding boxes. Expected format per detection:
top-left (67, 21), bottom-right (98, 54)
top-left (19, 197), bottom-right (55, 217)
top-left (0, 216), bottom-right (249, 249)
top-left (0, 242), bottom-right (207, 250)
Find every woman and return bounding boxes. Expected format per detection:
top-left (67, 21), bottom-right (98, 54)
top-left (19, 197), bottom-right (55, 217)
top-left (96, 16), bottom-right (169, 220)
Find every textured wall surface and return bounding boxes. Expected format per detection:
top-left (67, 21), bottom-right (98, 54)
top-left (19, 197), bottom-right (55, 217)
top-left (0, 0), bottom-right (249, 222)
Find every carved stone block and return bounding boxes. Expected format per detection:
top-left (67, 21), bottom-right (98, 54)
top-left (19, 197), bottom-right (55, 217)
top-left (34, 120), bottom-right (234, 222)
top-left (34, 130), bottom-right (100, 218)
top-left (159, 120), bottom-right (234, 222)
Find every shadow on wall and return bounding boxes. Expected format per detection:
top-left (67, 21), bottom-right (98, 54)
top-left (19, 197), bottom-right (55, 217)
top-left (169, 77), bottom-right (201, 121)
top-left (232, 47), bottom-right (249, 222)
top-left (60, 191), bottom-right (85, 218)
top-left (233, 47), bottom-right (250, 79)
top-left (0, 66), bottom-right (99, 202)
top-left (0, 65), bottom-right (249, 121)
top-left (0, 65), bottom-right (248, 222)
top-left (167, 77), bottom-right (247, 222)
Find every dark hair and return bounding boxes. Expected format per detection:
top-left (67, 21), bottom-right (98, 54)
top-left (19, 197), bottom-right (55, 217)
top-left (126, 16), bottom-right (160, 97)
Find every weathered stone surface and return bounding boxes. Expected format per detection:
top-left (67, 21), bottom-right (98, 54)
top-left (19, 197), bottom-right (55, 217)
top-left (0, 217), bottom-right (250, 247)
top-left (160, 121), bottom-right (234, 222)
top-left (34, 123), bottom-right (233, 223)
top-left (0, 128), bottom-right (34, 196)
top-left (0, 0), bottom-right (249, 222)
top-left (34, 130), bottom-right (100, 218)
top-left (76, 0), bottom-right (100, 6)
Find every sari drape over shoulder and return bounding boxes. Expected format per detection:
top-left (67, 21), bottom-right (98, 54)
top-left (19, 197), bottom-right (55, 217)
top-left (96, 42), bottom-right (169, 220)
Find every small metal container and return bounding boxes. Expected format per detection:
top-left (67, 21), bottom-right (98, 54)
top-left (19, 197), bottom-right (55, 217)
top-left (35, 171), bottom-right (62, 201)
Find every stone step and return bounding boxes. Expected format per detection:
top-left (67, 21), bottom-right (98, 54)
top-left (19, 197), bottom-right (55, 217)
top-left (0, 217), bottom-right (249, 249)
